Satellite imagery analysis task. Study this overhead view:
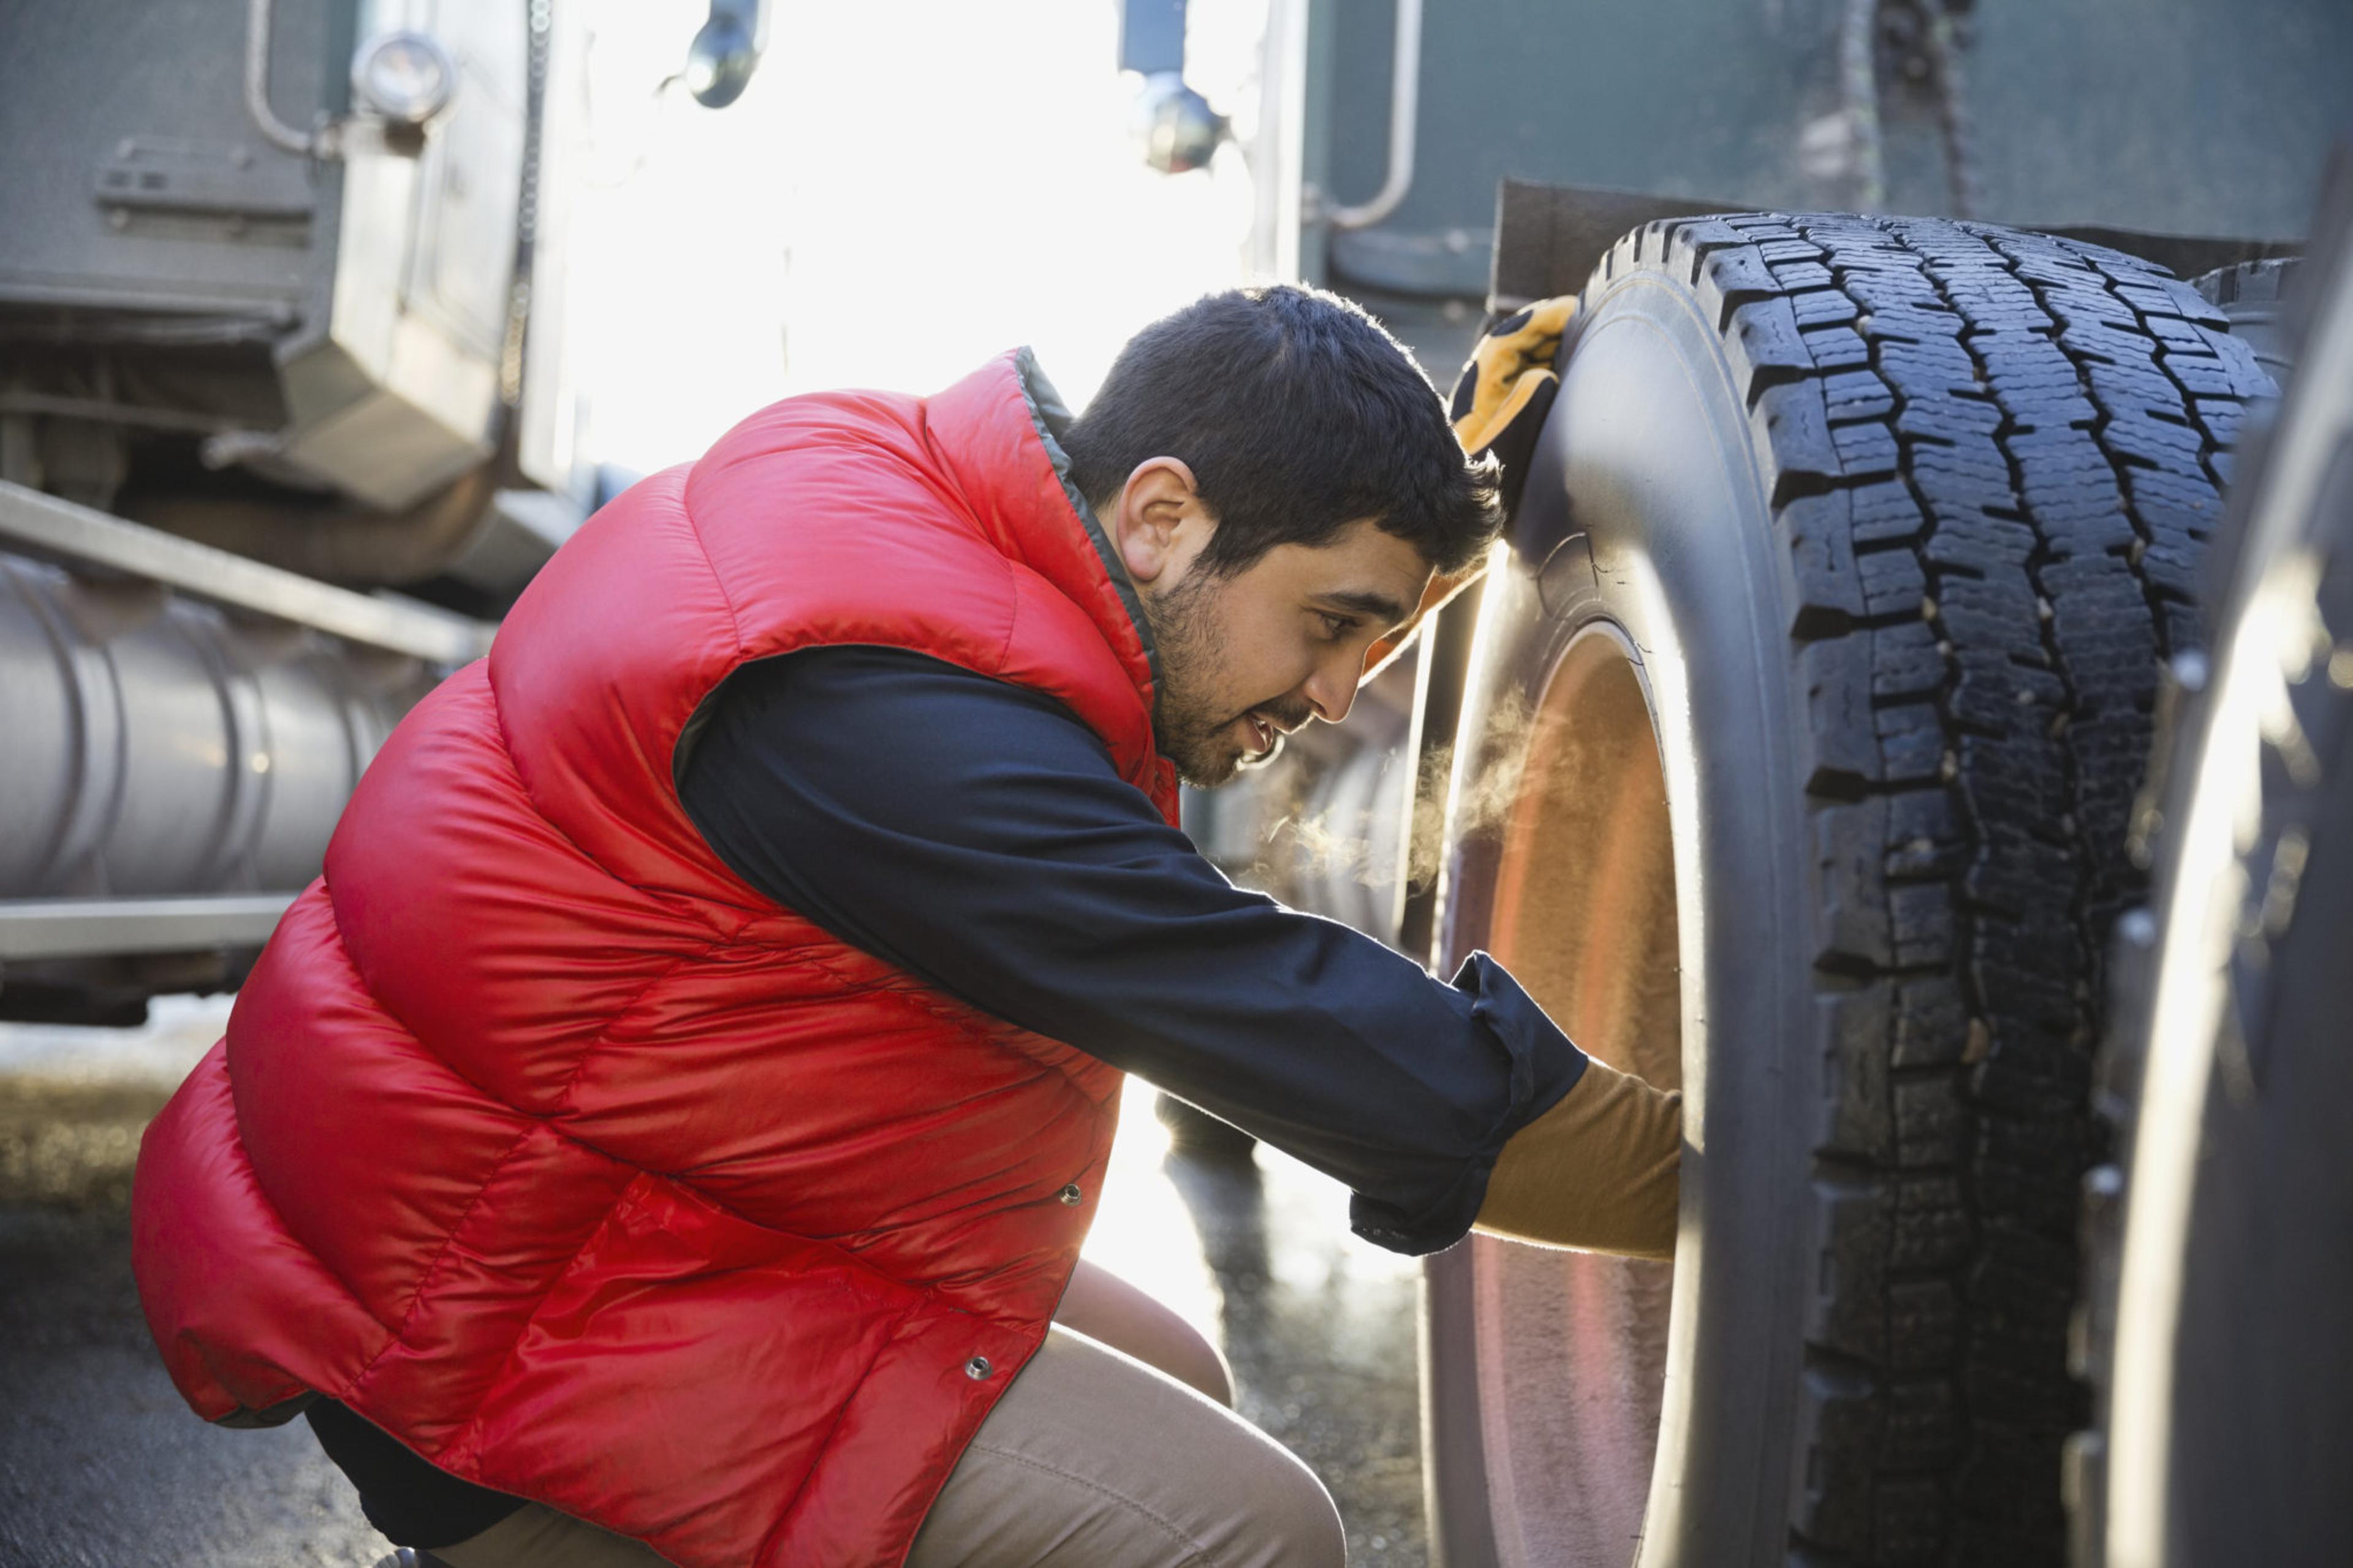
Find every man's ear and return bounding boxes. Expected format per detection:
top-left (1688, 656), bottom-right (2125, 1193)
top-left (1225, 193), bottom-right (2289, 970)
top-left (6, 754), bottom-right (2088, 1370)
top-left (1110, 458), bottom-right (1207, 587)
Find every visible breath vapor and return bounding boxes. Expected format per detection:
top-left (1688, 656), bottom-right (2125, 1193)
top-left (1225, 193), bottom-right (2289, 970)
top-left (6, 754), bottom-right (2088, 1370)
top-left (1246, 686), bottom-right (1544, 896)
top-left (1241, 761), bottom-right (1379, 892)
top-left (1405, 686), bottom-right (1539, 888)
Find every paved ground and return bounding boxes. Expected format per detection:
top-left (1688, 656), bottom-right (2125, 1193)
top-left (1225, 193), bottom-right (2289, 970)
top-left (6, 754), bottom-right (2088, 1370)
top-left (0, 1001), bottom-right (1427, 1567)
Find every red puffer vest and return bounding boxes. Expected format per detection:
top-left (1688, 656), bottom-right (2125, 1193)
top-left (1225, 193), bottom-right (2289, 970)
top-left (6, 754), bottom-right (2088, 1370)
top-left (131, 350), bottom-right (1176, 1568)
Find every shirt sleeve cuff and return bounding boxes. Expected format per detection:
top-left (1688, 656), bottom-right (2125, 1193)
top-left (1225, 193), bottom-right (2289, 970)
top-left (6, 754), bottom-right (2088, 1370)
top-left (1347, 952), bottom-right (1591, 1256)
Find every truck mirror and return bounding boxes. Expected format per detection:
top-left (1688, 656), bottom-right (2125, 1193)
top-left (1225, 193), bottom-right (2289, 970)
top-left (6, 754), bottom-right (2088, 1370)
top-left (685, 0), bottom-right (770, 109)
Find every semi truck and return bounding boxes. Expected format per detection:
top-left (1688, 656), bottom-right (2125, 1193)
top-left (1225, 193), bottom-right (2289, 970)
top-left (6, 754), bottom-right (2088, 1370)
top-left (0, 0), bottom-right (766, 1020)
top-left (1, 1), bottom-right (2344, 1564)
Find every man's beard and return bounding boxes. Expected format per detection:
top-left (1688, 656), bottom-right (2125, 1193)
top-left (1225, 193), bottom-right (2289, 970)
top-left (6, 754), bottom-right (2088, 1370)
top-left (1142, 573), bottom-right (1310, 789)
top-left (1142, 573), bottom-right (1239, 786)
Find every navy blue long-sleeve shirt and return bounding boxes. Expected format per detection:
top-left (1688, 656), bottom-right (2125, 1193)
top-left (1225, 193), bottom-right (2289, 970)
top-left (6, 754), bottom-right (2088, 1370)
top-left (674, 645), bottom-right (1588, 1255)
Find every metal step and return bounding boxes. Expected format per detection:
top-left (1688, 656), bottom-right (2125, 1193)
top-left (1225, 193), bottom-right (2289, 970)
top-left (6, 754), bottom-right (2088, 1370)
top-left (0, 895), bottom-right (297, 961)
top-left (0, 479), bottom-right (494, 664)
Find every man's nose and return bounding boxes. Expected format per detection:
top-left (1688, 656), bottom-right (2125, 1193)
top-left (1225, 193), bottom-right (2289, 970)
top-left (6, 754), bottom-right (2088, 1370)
top-left (1302, 657), bottom-right (1357, 725)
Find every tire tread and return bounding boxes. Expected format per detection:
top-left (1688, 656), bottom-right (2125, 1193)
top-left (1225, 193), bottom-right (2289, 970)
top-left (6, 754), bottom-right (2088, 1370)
top-left (1583, 213), bottom-right (2270, 1565)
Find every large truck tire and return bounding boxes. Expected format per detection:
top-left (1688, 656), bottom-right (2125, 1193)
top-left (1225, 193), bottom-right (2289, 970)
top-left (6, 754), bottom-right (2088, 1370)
top-left (2078, 174), bottom-right (2353, 1568)
top-left (1420, 214), bottom-right (2272, 1567)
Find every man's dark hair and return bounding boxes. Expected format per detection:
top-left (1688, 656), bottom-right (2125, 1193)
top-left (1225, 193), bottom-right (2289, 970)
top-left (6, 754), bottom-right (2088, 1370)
top-left (1063, 285), bottom-right (1503, 577)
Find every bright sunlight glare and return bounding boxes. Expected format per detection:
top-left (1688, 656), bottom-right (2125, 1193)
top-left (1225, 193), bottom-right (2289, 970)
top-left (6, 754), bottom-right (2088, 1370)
top-left (563, 0), bottom-right (1267, 475)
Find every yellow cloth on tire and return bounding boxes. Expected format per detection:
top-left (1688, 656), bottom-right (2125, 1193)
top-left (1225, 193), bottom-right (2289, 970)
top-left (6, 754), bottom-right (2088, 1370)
top-left (1362, 296), bottom-right (1578, 682)
top-left (1474, 1056), bottom-right (1681, 1259)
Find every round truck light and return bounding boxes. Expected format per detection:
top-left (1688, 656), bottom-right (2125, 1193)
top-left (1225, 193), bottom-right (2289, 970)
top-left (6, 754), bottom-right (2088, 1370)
top-left (352, 31), bottom-right (457, 126)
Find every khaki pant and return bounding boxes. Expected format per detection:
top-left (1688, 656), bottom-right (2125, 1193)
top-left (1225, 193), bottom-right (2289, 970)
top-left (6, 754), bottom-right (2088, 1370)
top-left (430, 1264), bottom-right (1343, 1568)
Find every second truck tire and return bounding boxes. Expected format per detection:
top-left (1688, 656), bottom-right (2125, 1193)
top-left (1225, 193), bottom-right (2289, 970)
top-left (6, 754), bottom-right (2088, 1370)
top-left (1421, 214), bottom-right (2272, 1567)
top-left (2079, 170), bottom-right (2353, 1568)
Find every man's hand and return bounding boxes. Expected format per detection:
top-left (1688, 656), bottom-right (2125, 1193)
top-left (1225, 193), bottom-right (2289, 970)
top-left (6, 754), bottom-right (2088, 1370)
top-left (1474, 1056), bottom-right (1681, 1259)
top-left (1363, 297), bottom-right (1578, 682)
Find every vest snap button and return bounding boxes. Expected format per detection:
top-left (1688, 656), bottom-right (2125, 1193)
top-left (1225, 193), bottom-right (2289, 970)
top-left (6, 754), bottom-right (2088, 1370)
top-left (1059, 1183), bottom-right (1082, 1205)
top-left (965, 1355), bottom-right (993, 1380)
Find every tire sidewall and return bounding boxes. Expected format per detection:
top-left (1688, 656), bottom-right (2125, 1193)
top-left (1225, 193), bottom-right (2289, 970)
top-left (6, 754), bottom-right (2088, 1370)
top-left (1428, 248), bottom-right (1826, 1565)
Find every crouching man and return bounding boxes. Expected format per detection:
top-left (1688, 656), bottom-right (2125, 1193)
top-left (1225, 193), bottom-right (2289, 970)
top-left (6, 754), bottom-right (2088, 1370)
top-left (131, 286), bottom-right (1678, 1567)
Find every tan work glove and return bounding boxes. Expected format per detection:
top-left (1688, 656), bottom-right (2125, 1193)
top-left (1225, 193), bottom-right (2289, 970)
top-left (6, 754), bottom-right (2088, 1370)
top-left (1449, 296), bottom-right (1577, 467)
top-left (1475, 1056), bottom-right (1681, 1259)
top-left (1363, 297), bottom-right (1578, 683)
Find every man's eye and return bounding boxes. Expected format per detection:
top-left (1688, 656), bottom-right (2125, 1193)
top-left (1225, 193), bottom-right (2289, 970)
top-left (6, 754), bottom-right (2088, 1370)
top-left (1316, 612), bottom-right (1354, 640)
